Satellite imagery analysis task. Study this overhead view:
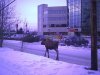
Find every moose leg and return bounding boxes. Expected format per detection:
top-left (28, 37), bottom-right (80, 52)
top-left (21, 41), bottom-right (23, 48)
top-left (44, 48), bottom-right (48, 57)
top-left (47, 49), bottom-right (49, 58)
top-left (56, 49), bottom-right (59, 60)
top-left (21, 41), bottom-right (24, 52)
top-left (44, 50), bottom-right (47, 57)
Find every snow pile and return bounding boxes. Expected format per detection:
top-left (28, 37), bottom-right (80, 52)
top-left (0, 48), bottom-right (100, 75)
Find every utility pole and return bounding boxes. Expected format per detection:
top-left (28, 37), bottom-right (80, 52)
top-left (90, 0), bottom-right (98, 70)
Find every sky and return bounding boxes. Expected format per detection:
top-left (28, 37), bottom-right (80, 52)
top-left (14, 0), bottom-right (67, 31)
top-left (0, 40), bottom-right (100, 75)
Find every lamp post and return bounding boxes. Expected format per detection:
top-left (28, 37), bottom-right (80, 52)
top-left (16, 24), bottom-right (18, 33)
top-left (26, 23), bottom-right (27, 34)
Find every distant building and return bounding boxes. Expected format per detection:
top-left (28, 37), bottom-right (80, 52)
top-left (67, 0), bottom-right (81, 35)
top-left (81, 0), bottom-right (100, 35)
top-left (38, 4), bottom-right (68, 35)
top-left (67, 0), bottom-right (100, 35)
top-left (97, 0), bottom-right (100, 36)
top-left (81, 0), bottom-right (91, 35)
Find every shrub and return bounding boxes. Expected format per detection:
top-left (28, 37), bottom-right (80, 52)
top-left (22, 34), bottom-right (39, 43)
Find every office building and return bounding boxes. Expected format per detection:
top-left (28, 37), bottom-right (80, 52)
top-left (38, 4), bottom-right (68, 35)
top-left (67, 0), bottom-right (81, 35)
top-left (67, 0), bottom-right (100, 35)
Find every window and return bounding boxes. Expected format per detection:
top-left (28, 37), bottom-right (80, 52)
top-left (43, 25), bottom-right (46, 28)
top-left (50, 24), bottom-right (55, 27)
top-left (61, 24), bottom-right (67, 27)
top-left (59, 32), bottom-right (68, 35)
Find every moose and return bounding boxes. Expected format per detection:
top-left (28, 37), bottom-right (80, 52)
top-left (41, 38), bottom-right (59, 60)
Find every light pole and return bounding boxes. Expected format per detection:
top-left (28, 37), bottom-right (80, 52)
top-left (26, 23), bottom-right (27, 34)
top-left (16, 24), bottom-right (18, 33)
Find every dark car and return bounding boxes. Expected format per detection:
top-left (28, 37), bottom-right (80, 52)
top-left (65, 36), bottom-right (89, 47)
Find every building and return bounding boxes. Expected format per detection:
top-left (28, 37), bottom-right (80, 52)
top-left (67, 0), bottom-right (81, 35)
top-left (82, 0), bottom-right (100, 35)
top-left (67, 0), bottom-right (100, 35)
top-left (97, 0), bottom-right (100, 36)
top-left (38, 4), bottom-right (68, 36)
top-left (81, 0), bottom-right (91, 35)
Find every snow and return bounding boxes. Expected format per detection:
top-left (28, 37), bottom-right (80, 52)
top-left (0, 40), bottom-right (100, 75)
top-left (4, 40), bottom-right (100, 58)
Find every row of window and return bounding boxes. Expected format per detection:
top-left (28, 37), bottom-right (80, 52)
top-left (43, 24), bottom-right (68, 28)
top-left (48, 17), bottom-right (67, 21)
top-left (43, 32), bottom-right (68, 35)
top-left (48, 10), bottom-right (67, 14)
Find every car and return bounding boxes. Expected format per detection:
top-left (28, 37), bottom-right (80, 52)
top-left (65, 36), bottom-right (89, 47)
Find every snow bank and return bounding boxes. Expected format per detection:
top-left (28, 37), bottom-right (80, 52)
top-left (0, 48), bottom-right (100, 75)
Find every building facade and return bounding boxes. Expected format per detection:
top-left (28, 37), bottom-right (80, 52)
top-left (67, 0), bottom-right (100, 35)
top-left (67, 0), bottom-right (81, 34)
top-left (38, 4), bottom-right (68, 35)
top-left (97, 0), bottom-right (100, 36)
top-left (81, 0), bottom-right (91, 35)
top-left (81, 0), bottom-right (100, 35)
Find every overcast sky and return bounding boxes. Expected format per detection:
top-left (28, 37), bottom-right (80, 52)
top-left (15, 0), bottom-right (66, 31)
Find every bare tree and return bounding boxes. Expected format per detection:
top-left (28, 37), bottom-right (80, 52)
top-left (0, 0), bottom-right (5, 47)
top-left (4, 6), bottom-right (16, 37)
top-left (0, 0), bottom-right (16, 47)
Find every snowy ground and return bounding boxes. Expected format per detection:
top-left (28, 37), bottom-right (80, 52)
top-left (3, 40), bottom-right (100, 60)
top-left (0, 47), bottom-right (100, 75)
top-left (0, 40), bottom-right (100, 75)
top-left (2, 40), bottom-right (100, 68)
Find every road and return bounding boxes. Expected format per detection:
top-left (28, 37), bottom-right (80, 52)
top-left (2, 40), bottom-right (100, 70)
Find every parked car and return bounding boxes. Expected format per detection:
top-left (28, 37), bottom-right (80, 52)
top-left (65, 36), bottom-right (89, 47)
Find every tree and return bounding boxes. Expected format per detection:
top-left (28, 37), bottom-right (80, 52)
top-left (17, 27), bottom-right (24, 34)
top-left (0, 0), bottom-right (16, 47)
top-left (0, 0), bottom-right (5, 47)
